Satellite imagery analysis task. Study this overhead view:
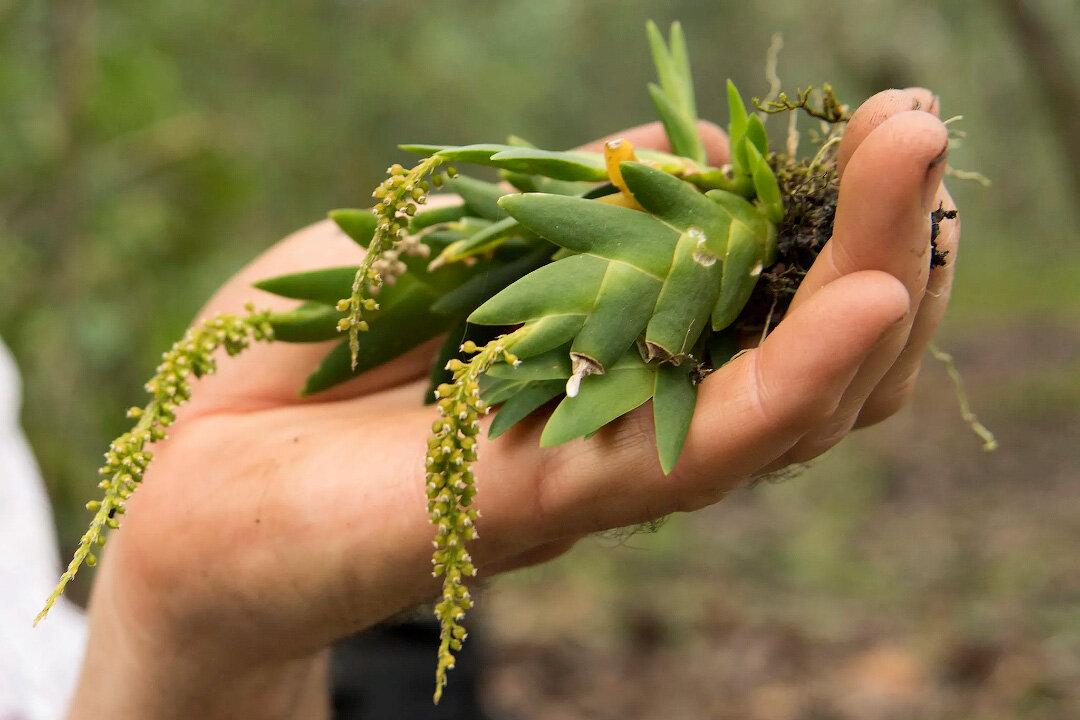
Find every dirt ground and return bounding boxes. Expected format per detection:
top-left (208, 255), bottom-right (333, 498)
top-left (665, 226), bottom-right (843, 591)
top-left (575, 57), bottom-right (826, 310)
top-left (478, 322), bottom-right (1079, 720)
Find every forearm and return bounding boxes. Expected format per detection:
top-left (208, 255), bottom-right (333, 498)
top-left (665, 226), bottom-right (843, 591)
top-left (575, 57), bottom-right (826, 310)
top-left (67, 572), bottom-right (330, 720)
top-left (69, 641), bottom-right (329, 720)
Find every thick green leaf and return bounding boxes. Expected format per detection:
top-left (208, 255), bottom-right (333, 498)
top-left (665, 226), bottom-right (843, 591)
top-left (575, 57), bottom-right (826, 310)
top-left (570, 258), bottom-right (661, 370)
top-left (635, 148), bottom-right (703, 176)
top-left (400, 144), bottom-right (607, 182)
top-left (666, 21), bottom-right (695, 115)
top-left (726, 80), bottom-right (749, 151)
top-left (618, 162), bottom-right (733, 358)
top-left (646, 21), bottom-right (703, 163)
top-left (500, 169), bottom-right (592, 196)
top-left (445, 176), bottom-right (509, 222)
top-left (746, 142), bottom-right (784, 224)
top-left (432, 247), bottom-right (550, 317)
top-left (620, 162), bottom-right (729, 254)
top-left (255, 266), bottom-right (357, 306)
top-left (647, 20), bottom-right (685, 111)
top-left (255, 260), bottom-right (470, 307)
top-left (499, 193), bottom-right (678, 277)
top-left (705, 188), bottom-right (766, 229)
top-left (329, 208), bottom-right (377, 246)
top-left (744, 114), bottom-right (769, 158)
top-left (488, 380), bottom-right (565, 440)
top-left (653, 363), bottom-right (697, 474)
top-left (702, 188), bottom-right (777, 330)
top-left (509, 314), bottom-right (585, 359)
top-left (486, 346), bottom-right (571, 381)
top-left (409, 204), bottom-right (468, 233)
top-left (469, 253), bottom-right (608, 324)
top-left (267, 303), bottom-right (340, 343)
top-left (648, 83), bottom-right (705, 165)
top-left (302, 279), bottom-right (446, 395)
top-left (540, 352), bottom-right (656, 447)
top-left (643, 227), bottom-right (720, 360)
top-left (711, 219), bottom-right (766, 331)
top-left (430, 216), bottom-right (522, 266)
top-left (481, 378), bottom-right (528, 406)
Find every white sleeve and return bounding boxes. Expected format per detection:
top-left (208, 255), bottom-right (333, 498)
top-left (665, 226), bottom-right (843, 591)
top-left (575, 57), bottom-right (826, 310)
top-left (0, 340), bottom-right (87, 720)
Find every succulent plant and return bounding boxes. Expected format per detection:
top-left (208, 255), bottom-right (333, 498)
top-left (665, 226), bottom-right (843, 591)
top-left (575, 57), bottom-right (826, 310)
top-left (39, 20), bottom-right (991, 705)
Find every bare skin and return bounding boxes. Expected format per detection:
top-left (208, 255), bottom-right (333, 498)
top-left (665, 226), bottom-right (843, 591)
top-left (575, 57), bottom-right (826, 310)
top-left (68, 88), bottom-right (956, 719)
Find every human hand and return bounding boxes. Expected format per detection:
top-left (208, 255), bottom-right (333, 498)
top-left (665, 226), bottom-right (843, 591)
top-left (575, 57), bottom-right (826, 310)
top-left (69, 88), bottom-right (954, 719)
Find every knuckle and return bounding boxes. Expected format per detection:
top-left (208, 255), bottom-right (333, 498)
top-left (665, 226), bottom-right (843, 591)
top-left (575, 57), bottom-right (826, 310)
top-left (786, 419), bottom-right (854, 465)
top-left (857, 368), bottom-right (920, 427)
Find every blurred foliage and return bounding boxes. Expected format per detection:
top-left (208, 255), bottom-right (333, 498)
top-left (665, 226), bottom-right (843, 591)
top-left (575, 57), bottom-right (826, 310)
top-left (0, 0), bottom-right (1077, 664)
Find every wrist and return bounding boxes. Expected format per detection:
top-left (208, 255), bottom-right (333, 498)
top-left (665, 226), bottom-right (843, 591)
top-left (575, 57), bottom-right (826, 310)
top-left (67, 569), bottom-right (330, 720)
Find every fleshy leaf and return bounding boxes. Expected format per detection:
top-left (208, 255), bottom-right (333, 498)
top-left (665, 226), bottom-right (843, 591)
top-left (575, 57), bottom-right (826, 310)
top-left (431, 247), bottom-right (551, 317)
top-left (302, 278), bottom-right (446, 395)
top-left (445, 176), bottom-right (510, 222)
top-left (648, 84), bottom-right (705, 165)
top-left (569, 260), bottom-right (661, 370)
top-left (726, 80), bottom-right (749, 152)
top-left (400, 144), bottom-right (607, 182)
top-left (646, 20), bottom-right (704, 163)
top-left (255, 266), bottom-right (358, 307)
top-left (488, 380), bottom-right (565, 439)
top-left (329, 208), bottom-right (377, 247)
top-left (744, 114), bottom-right (769, 158)
top-left (710, 211), bottom-right (774, 331)
top-left (746, 142), bottom-right (784, 224)
top-left (540, 352), bottom-right (656, 447)
top-left (469, 253), bottom-right (608, 324)
top-left (409, 204), bottom-right (468, 233)
top-left (267, 303), bottom-right (341, 343)
top-left (498, 193), bottom-right (678, 277)
top-left (653, 363), bottom-right (697, 474)
top-left (429, 216), bottom-right (522, 267)
top-left (509, 314), bottom-right (586, 359)
top-left (486, 346), bottom-right (571, 381)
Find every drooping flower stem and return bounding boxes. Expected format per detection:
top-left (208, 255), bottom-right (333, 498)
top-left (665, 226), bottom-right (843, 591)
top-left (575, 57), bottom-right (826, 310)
top-left (339, 154), bottom-right (451, 368)
top-left (35, 305), bottom-right (274, 625)
top-left (426, 328), bottom-right (526, 703)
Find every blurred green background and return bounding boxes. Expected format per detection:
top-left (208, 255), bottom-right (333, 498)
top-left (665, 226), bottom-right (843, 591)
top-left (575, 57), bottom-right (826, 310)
top-left (1, 1), bottom-right (1076, 718)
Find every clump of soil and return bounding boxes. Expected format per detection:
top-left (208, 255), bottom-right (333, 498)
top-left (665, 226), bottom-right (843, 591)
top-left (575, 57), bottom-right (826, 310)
top-left (735, 152), bottom-right (839, 336)
top-left (734, 152), bottom-right (956, 337)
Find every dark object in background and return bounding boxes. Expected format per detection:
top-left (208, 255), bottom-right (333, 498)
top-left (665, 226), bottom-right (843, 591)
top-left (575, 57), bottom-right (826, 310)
top-left (331, 619), bottom-right (495, 720)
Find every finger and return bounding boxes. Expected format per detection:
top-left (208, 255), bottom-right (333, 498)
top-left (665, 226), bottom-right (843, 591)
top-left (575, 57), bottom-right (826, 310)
top-left (836, 88), bottom-right (936, 178)
top-left (475, 270), bottom-right (910, 545)
top-left (903, 86), bottom-right (941, 118)
top-left (857, 184), bottom-right (958, 426)
top-left (576, 119), bottom-right (730, 166)
top-left (778, 111), bottom-right (948, 462)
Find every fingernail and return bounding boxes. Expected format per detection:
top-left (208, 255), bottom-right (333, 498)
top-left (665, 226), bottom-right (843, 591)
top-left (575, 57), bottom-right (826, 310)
top-left (923, 143), bottom-right (948, 209)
